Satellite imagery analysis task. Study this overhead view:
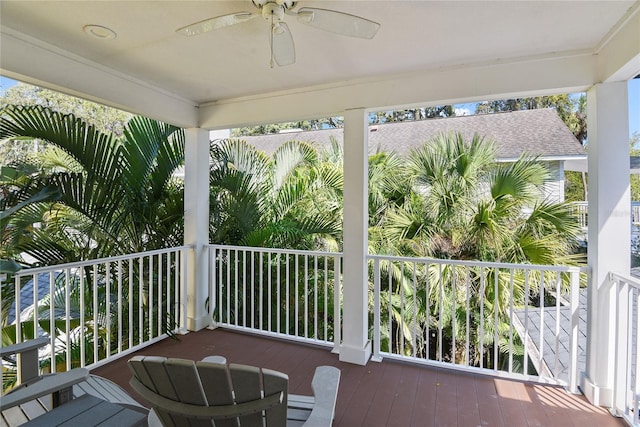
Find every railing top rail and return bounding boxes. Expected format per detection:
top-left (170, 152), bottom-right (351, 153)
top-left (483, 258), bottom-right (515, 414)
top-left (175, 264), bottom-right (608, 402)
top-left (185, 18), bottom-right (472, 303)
top-left (13, 246), bottom-right (192, 277)
top-left (609, 271), bottom-right (640, 290)
top-left (207, 244), bottom-right (343, 258)
top-left (367, 253), bottom-right (587, 273)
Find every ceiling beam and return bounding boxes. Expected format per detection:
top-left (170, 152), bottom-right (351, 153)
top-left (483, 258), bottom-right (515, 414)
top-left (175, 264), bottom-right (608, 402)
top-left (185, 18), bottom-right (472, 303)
top-left (596, 2), bottom-right (640, 82)
top-left (199, 52), bottom-right (597, 130)
top-left (0, 26), bottom-right (199, 128)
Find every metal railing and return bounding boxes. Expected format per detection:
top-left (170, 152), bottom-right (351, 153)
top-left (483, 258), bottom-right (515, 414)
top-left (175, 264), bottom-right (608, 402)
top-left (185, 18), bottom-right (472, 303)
top-left (1, 246), bottom-right (188, 388)
top-left (369, 254), bottom-right (587, 389)
top-left (609, 272), bottom-right (640, 426)
top-left (208, 244), bottom-right (342, 348)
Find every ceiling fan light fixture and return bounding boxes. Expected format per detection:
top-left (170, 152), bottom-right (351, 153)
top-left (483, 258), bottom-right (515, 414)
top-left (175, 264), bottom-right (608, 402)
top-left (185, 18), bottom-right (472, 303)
top-left (272, 23), bottom-right (285, 35)
top-left (262, 3), bottom-right (285, 22)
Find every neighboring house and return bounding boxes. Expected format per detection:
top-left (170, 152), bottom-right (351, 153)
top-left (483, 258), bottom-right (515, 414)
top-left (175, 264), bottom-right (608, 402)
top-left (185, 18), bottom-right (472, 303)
top-left (241, 109), bottom-right (586, 203)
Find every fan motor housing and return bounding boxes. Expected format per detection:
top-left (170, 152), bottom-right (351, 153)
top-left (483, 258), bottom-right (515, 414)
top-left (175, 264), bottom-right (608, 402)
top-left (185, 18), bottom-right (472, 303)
top-left (252, 0), bottom-right (296, 10)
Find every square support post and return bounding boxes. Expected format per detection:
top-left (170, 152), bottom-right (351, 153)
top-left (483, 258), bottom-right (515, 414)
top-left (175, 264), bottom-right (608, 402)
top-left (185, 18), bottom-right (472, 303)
top-left (339, 108), bottom-right (371, 365)
top-left (582, 82), bottom-right (630, 406)
top-left (184, 128), bottom-right (210, 331)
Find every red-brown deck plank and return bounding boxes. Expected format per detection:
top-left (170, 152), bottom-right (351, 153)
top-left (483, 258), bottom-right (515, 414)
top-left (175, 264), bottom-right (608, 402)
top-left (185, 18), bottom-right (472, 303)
top-left (91, 329), bottom-right (626, 427)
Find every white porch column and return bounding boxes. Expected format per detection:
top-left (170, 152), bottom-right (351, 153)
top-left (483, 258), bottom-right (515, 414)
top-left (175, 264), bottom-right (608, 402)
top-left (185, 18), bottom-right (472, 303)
top-left (582, 82), bottom-right (630, 406)
top-left (339, 108), bottom-right (371, 365)
top-left (184, 128), bottom-right (210, 331)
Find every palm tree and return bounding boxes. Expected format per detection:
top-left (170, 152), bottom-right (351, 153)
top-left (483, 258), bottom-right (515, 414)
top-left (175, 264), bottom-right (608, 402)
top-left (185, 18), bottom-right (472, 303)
top-left (378, 132), bottom-right (584, 368)
top-left (0, 104), bottom-right (185, 265)
top-left (208, 138), bottom-right (344, 337)
top-left (209, 138), bottom-right (342, 249)
top-left (0, 105), bottom-right (185, 377)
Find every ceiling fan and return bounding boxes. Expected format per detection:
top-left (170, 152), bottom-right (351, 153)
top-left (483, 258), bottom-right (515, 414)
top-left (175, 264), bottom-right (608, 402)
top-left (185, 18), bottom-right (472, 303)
top-left (176, 0), bottom-right (381, 68)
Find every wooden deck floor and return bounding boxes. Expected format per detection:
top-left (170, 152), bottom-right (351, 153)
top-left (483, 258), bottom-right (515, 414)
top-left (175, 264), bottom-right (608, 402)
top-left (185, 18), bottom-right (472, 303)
top-left (92, 329), bottom-right (624, 427)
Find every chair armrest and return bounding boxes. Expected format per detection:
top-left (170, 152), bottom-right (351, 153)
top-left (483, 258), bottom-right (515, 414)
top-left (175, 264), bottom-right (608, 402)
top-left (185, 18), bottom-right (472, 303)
top-left (0, 337), bottom-right (49, 357)
top-left (0, 337), bottom-right (50, 384)
top-left (0, 368), bottom-right (89, 410)
top-left (301, 366), bottom-right (340, 427)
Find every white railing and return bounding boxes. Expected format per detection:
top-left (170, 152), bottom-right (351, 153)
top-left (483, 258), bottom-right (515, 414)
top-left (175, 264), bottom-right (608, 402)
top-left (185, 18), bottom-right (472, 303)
top-left (571, 201), bottom-right (640, 228)
top-left (1, 246), bottom-right (189, 384)
top-left (571, 202), bottom-right (588, 228)
top-left (208, 244), bottom-right (342, 348)
top-left (369, 254), bottom-right (587, 389)
top-left (609, 272), bottom-right (640, 426)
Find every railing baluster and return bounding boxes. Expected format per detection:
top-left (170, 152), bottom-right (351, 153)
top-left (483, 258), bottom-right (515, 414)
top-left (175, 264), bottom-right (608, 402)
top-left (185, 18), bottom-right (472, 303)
top-left (242, 250), bottom-right (247, 328)
top-left (452, 265), bottom-right (456, 364)
top-left (286, 253), bottom-right (290, 334)
top-left (14, 275), bottom-right (21, 345)
top-left (259, 251), bottom-right (264, 331)
top-left (494, 268), bottom-right (499, 371)
top-left (425, 262), bottom-right (430, 361)
top-left (32, 273), bottom-right (37, 341)
top-left (118, 260), bottom-right (123, 355)
top-left (227, 249), bottom-right (231, 326)
top-left (91, 264), bottom-right (97, 365)
top-left (79, 267), bottom-right (87, 372)
top-left (400, 261), bottom-right (405, 355)
top-left (268, 252), bottom-right (272, 332)
top-left (479, 267), bottom-right (485, 369)
top-left (65, 269), bottom-right (71, 370)
top-left (157, 254), bottom-right (162, 337)
top-left (148, 256), bottom-right (153, 341)
top-left (538, 271), bottom-right (544, 376)
top-left (277, 252), bottom-right (281, 333)
top-left (219, 248), bottom-right (224, 325)
top-left (129, 258), bottom-right (134, 349)
top-left (314, 255), bottom-right (318, 341)
top-left (334, 255), bottom-right (341, 351)
top-left (138, 257), bottom-right (143, 347)
top-left (554, 272), bottom-right (561, 379)
top-left (251, 250), bottom-right (255, 330)
top-left (50, 271), bottom-right (57, 372)
top-left (508, 269), bottom-right (514, 374)
top-left (388, 260), bottom-right (393, 355)
top-left (295, 254), bottom-right (299, 338)
top-left (234, 249), bottom-right (238, 327)
top-left (305, 254), bottom-right (309, 339)
top-left (373, 258), bottom-right (381, 361)
top-left (569, 270), bottom-right (579, 393)
top-left (412, 262), bottom-right (417, 359)
top-left (523, 269), bottom-right (530, 376)
top-left (105, 262), bottom-right (111, 357)
top-left (465, 266), bottom-right (470, 367)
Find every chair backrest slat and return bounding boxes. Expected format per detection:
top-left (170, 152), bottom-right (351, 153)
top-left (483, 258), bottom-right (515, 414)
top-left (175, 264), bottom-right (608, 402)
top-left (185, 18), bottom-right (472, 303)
top-left (262, 369), bottom-right (288, 426)
top-left (163, 358), bottom-right (214, 427)
top-left (196, 361), bottom-right (237, 427)
top-left (228, 364), bottom-right (263, 427)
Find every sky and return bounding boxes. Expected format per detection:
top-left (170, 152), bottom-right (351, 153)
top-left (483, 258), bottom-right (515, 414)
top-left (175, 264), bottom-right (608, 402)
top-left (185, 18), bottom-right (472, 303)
top-left (1, 75), bottom-right (639, 137)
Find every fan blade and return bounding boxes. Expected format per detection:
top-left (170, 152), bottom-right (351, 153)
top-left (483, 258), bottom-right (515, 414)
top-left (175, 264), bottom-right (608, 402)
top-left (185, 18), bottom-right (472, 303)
top-left (176, 12), bottom-right (256, 36)
top-left (296, 8), bottom-right (380, 39)
top-left (272, 22), bottom-right (295, 66)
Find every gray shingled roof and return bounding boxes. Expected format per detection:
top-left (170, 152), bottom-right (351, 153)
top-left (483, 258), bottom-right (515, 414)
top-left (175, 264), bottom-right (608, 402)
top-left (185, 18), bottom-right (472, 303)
top-left (239, 109), bottom-right (586, 160)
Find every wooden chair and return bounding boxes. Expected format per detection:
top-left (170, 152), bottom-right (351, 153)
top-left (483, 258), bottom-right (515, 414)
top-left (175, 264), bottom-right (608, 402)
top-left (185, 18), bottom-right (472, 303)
top-left (1, 337), bottom-right (147, 426)
top-left (128, 355), bottom-right (341, 427)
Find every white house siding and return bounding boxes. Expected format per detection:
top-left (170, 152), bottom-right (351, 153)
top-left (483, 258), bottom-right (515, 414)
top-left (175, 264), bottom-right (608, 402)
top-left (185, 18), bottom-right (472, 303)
top-left (542, 160), bottom-right (565, 203)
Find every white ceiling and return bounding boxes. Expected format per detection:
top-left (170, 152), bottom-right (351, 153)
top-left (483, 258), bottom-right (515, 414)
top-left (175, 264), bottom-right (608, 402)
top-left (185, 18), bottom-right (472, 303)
top-left (1, 1), bottom-right (639, 128)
